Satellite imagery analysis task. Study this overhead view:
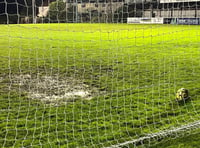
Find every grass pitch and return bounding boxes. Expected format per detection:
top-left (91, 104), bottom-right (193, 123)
top-left (0, 24), bottom-right (200, 147)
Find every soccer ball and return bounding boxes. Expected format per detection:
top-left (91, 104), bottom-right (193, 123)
top-left (176, 88), bottom-right (190, 102)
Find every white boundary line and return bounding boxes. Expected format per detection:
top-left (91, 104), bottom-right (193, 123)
top-left (106, 120), bottom-right (200, 148)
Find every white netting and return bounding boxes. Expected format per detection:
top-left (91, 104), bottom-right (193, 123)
top-left (0, 0), bottom-right (200, 148)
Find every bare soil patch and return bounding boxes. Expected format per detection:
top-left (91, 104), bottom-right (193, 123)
top-left (13, 74), bottom-right (99, 105)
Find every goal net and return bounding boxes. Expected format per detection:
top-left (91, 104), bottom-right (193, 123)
top-left (0, 0), bottom-right (200, 147)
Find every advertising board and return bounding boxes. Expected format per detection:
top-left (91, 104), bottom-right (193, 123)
top-left (163, 18), bottom-right (200, 24)
top-left (177, 18), bottom-right (200, 24)
top-left (127, 18), bottom-right (164, 24)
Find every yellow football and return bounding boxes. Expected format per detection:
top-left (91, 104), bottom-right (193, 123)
top-left (176, 88), bottom-right (190, 101)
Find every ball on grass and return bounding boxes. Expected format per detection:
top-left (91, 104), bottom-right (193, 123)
top-left (176, 88), bottom-right (190, 102)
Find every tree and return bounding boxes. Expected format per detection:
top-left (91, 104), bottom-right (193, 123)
top-left (48, 0), bottom-right (66, 23)
top-left (47, 0), bottom-right (77, 23)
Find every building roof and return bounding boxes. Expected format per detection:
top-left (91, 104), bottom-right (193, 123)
top-left (160, 0), bottom-right (200, 3)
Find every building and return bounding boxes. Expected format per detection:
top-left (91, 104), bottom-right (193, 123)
top-left (77, 1), bottom-right (123, 14)
top-left (38, 0), bottom-right (125, 22)
top-left (140, 0), bottom-right (200, 18)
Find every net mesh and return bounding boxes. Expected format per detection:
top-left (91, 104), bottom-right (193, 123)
top-left (0, 0), bottom-right (200, 147)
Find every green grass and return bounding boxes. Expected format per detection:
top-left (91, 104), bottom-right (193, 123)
top-left (0, 23), bottom-right (200, 147)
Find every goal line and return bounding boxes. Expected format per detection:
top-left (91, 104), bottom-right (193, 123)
top-left (107, 120), bottom-right (200, 148)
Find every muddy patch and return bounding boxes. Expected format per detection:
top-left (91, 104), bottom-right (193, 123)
top-left (13, 74), bottom-right (99, 105)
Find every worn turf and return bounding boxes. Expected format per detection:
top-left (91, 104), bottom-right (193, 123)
top-left (0, 24), bottom-right (200, 147)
